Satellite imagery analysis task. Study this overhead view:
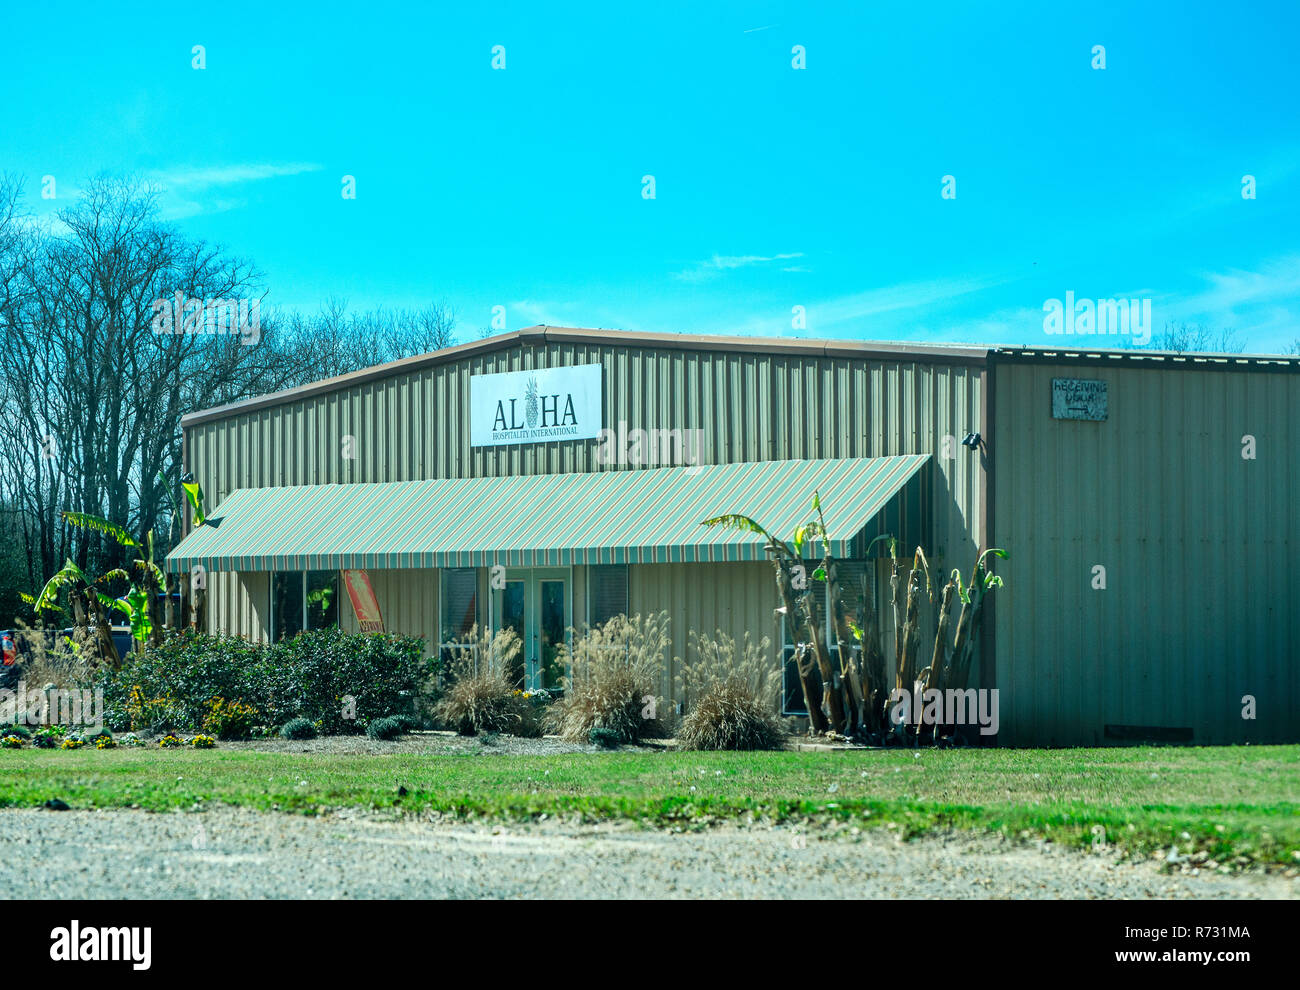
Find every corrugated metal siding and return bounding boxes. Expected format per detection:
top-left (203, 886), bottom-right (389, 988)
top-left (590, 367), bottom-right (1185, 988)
top-left (189, 339), bottom-right (983, 677)
top-left (206, 571), bottom-right (269, 642)
top-left (338, 568), bottom-right (440, 658)
top-left (629, 561), bottom-right (778, 709)
top-left (189, 343), bottom-right (983, 538)
top-left (992, 361), bottom-right (1298, 746)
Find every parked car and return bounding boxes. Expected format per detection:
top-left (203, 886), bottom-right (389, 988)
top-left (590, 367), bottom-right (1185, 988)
top-left (0, 630), bottom-right (17, 689)
top-left (59, 627), bottom-right (135, 661)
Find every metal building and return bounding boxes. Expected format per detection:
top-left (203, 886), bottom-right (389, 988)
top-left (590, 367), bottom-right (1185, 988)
top-left (166, 327), bottom-right (1299, 746)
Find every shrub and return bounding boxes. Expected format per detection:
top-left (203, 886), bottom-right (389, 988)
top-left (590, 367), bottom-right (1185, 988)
top-left (118, 732), bottom-right (143, 747)
top-left (588, 726), bottom-right (622, 749)
top-left (675, 630), bottom-right (785, 751)
top-left (0, 724), bottom-right (32, 740)
top-left (203, 698), bottom-right (258, 740)
top-left (99, 629), bottom-right (437, 736)
top-left (366, 716), bottom-right (404, 741)
top-left (105, 633), bottom-right (261, 732)
top-left (433, 628), bottom-right (540, 737)
top-left (547, 613), bottom-right (668, 744)
top-left (255, 628), bottom-right (435, 733)
top-left (280, 717), bottom-right (317, 740)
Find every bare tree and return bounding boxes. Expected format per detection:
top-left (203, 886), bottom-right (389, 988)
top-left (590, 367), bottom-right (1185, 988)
top-left (0, 175), bottom-right (460, 624)
top-left (276, 297), bottom-right (458, 380)
top-left (1146, 321), bottom-right (1244, 354)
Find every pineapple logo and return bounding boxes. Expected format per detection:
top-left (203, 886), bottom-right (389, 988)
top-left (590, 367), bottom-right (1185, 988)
top-left (524, 377), bottom-right (539, 430)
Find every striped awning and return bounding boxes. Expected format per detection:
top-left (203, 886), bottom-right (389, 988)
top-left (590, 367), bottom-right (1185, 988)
top-left (164, 455), bottom-right (929, 573)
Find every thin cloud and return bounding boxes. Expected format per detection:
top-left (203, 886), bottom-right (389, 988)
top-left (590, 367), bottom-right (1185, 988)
top-left (147, 162), bottom-right (323, 190)
top-left (144, 162), bottom-right (323, 220)
top-left (1157, 255), bottom-right (1300, 350)
top-left (807, 273), bottom-right (1012, 329)
top-left (717, 272), bottom-right (1015, 340)
top-left (672, 252), bottom-right (805, 283)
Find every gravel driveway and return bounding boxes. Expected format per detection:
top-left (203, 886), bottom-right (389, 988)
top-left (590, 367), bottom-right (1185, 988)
top-left (0, 808), bottom-right (1293, 899)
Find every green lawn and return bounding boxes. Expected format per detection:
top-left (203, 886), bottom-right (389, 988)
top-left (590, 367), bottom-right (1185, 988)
top-left (1, 744), bottom-right (1296, 868)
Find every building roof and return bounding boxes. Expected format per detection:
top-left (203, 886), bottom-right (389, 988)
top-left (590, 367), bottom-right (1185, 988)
top-left (181, 326), bottom-right (990, 426)
top-left (991, 345), bottom-right (1300, 370)
top-left (182, 324), bottom-right (1300, 428)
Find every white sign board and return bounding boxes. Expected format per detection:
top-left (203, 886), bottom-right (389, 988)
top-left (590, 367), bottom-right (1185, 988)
top-left (470, 364), bottom-right (603, 446)
top-left (1051, 378), bottom-right (1108, 421)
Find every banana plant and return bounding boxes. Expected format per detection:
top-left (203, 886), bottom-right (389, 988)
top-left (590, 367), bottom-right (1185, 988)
top-left (944, 548), bottom-right (1008, 696)
top-left (101, 586), bottom-right (153, 645)
top-left (702, 510), bottom-right (833, 733)
top-left (28, 558), bottom-right (122, 667)
top-left (180, 472), bottom-right (206, 527)
top-left (62, 511), bottom-right (167, 648)
top-left (794, 490), bottom-right (868, 734)
top-left (706, 492), bottom-right (870, 736)
top-left (827, 533), bottom-right (893, 733)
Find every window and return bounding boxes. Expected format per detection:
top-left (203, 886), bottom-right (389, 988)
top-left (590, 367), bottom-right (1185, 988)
top-left (271, 571), bottom-right (304, 642)
top-left (439, 568), bottom-right (478, 666)
top-left (271, 570), bottom-right (339, 641)
top-left (781, 613), bottom-right (820, 716)
top-left (587, 565), bottom-right (628, 627)
top-left (306, 570), bottom-right (339, 630)
top-left (780, 560), bottom-right (870, 716)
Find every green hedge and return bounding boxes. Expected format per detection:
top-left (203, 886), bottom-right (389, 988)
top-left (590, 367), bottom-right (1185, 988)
top-left (100, 629), bottom-right (436, 735)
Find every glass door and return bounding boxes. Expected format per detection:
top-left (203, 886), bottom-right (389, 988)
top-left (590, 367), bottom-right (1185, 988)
top-left (494, 575), bottom-right (526, 688)
top-left (535, 570), bottom-right (568, 691)
top-left (492, 568), bottom-right (570, 691)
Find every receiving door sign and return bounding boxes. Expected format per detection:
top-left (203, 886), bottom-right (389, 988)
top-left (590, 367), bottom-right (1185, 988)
top-left (343, 569), bottom-right (385, 633)
top-left (470, 364), bottom-right (603, 446)
top-left (1051, 378), bottom-right (1108, 421)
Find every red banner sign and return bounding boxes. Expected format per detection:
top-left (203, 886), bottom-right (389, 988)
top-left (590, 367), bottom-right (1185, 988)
top-left (342, 570), bottom-right (385, 633)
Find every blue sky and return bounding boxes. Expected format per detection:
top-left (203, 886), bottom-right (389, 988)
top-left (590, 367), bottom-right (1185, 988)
top-left (4, 0), bottom-right (1299, 351)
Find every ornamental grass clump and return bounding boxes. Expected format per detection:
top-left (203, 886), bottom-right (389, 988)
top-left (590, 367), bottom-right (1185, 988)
top-left (547, 612), bottom-right (668, 745)
top-left (675, 630), bottom-right (785, 751)
top-left (433, 627), bottom-right (539, 737)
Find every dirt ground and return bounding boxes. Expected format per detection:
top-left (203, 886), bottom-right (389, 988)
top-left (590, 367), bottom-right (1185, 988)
top-left (1, 807), bottom-right (1293, 899)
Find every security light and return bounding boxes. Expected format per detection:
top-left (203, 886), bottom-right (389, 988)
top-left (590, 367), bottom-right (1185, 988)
top-left (961, 432), bottom-right (982, 448)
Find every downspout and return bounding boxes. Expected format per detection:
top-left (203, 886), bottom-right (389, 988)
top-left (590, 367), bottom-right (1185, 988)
top-left (977, 353), bottom-right (997, 746)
